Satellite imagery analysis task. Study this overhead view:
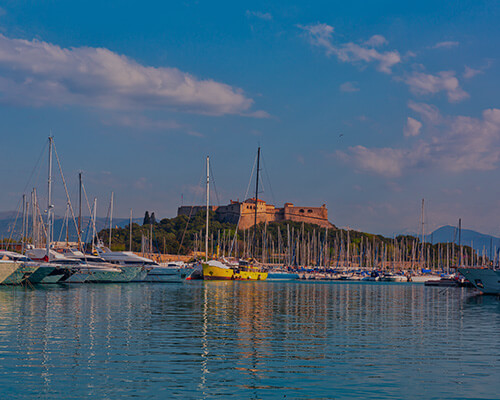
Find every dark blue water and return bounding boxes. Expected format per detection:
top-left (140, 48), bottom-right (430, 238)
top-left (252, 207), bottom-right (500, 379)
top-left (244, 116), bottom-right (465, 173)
top-left (0, 282), bottom-right (498, 399)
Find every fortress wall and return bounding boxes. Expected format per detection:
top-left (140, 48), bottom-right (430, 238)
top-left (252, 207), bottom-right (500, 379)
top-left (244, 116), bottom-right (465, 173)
top-left (178, 201), bottom-right (332, 229)
top-left (281, 204), bottom-right (332, 228)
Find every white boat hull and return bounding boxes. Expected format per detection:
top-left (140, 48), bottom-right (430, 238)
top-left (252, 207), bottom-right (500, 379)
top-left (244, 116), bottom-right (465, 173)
top-left (410, 275), bottom-right (441, 283)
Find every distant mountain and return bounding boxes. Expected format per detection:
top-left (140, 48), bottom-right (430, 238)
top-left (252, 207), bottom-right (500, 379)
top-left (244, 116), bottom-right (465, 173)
top-left (0, 211), bottom-right (141, 242)
top-left (430, 225), bottom-right (500, 254)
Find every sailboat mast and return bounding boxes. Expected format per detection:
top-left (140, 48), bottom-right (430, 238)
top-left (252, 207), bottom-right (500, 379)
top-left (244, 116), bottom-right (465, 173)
top-left (21, 194), bottom-right (26, 254)
top-left (92, 198), bottom-right (97, 252)
top-left (129, 208), bottom-right (133, 252)
top-left (205, 156), bottom-right (209, 260)
top-left (421, 198), bottom-right (425, 268)
top-left (78, 172), bottom-right (82, 251)
top-left (46, 136), bottom-right (53, 258)
top-left (31, 189), bottom-right (36, 248)
top-left (253, 147), bottom-right (260, 258)
top-left (458, 218), bottom-right (462, 266)
top-left (78, 172), bottom-right (82, 250)
top-left (109, 192), bottom-right (114, 249)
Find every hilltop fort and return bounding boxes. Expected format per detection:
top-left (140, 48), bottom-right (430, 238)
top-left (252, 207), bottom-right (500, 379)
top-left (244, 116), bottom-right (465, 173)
top-left (178, 199), bottom-right (333, 230)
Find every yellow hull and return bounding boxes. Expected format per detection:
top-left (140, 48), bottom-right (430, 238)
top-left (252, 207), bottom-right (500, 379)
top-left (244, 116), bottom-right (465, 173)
top-left (202, 263), bottom-right (267, 281)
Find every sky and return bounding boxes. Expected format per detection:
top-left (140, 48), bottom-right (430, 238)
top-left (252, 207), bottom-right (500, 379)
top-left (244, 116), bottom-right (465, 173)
top-left (0, 0), bottom-right (499, 238)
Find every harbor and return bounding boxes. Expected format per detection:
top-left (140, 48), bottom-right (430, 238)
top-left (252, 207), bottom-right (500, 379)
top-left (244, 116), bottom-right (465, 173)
top-left (0, 2), bottom-right (499, 398)
top-left (1, 139), bottom-right (498, 293)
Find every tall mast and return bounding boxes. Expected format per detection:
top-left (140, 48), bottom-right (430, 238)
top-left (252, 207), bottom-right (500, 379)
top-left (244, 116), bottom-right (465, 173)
top-left (21, 194), bottom-right (26, 254)
top-left (46, 136), bottom-right (53, 259)
top-left (92, 198), bottom-right (97, 252)
top-left (458, 218), bottom-right (462, 266)
top-left (31, 189), bottom-right (36, 248)
top-left (129, 208), bottom-right (133, 252)
top-left (109, 192), bottom-right (114, 249)
top-left (253, 147), bottom-right (261, 258)
top-left (205, 156), bottom-right (209, 260)
top-left (421, 198), bottom-right (425, 268)
top-left (78, 172), bottom-right (82, 251)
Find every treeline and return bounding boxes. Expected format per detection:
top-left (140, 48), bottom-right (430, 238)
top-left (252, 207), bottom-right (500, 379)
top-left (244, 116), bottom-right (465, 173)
top-left (96, 210), bottom-right (483, 268)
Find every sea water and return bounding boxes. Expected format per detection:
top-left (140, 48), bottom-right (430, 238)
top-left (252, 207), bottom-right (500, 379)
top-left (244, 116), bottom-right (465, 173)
top-left (0, 282), bottom-right (498, 399)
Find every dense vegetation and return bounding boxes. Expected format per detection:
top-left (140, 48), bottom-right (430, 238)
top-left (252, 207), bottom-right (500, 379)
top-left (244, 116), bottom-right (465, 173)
top-left (95, 210), bottom-right (483, 267)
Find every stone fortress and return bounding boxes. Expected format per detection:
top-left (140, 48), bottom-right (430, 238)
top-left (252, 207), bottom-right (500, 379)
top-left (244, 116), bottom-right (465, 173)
top-left (177, 198), bottom-right (333, 230)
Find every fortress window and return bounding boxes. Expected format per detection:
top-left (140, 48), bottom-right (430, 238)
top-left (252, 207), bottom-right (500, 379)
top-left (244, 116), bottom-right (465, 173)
top-left (308, 209), bottom-right (312, 213)
top-left (299, 209), bottom-right (304, 213)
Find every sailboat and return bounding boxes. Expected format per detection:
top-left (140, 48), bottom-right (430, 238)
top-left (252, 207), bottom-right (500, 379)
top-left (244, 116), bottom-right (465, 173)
top-left (202, 151), bottom-right (268, 281)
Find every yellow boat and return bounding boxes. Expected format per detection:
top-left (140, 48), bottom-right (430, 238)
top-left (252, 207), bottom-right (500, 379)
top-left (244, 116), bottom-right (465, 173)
top-left (203, 259), bottom-right (267, 281)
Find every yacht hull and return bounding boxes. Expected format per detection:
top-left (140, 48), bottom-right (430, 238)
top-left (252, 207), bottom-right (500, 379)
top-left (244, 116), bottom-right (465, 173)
top-left (86, 266), bottom-right (142, 283)
top-left (131, 268), bottom-right (149, 282)
top-left (459, 268), bottom-right (500, 294)
top-left (409, 275), bottom-right (441, 283)
top-left (28, 265), bottom-right (56, 283)
top-left (0, 262), bottom-right (39, 285)
top-left (140, 267), bottom-right (195, 282)
top-left (203, 263), bottom-right (267, 281)
top-left (267, 272), bottom-right (299, 281)
top-left (41, 267), bottom-right (74, 283)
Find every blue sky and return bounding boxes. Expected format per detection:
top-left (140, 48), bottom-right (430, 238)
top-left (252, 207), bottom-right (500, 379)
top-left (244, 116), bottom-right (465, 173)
top-left (0, 0), bottom-right (499, 237)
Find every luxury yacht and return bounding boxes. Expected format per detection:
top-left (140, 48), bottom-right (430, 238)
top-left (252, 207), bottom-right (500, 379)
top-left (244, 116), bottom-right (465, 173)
top-left (61, 249), bottom-right (143, 282)
top-left (0, 251), bottom-right (42, 284)
top-left (96, 249), bottom-right (197, 282)
top-left (458, 267), bottom-right (500, 294)
top-left (27, 248), bottom-right (126, 283)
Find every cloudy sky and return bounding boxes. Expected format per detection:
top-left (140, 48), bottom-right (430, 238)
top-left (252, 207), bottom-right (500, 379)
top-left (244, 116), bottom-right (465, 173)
top-left (0, 1), bottom-right (499, 237)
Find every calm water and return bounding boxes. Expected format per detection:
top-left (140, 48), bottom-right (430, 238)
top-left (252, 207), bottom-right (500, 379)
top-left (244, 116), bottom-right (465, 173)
top-left (0, 282), bottom-right (498, 399)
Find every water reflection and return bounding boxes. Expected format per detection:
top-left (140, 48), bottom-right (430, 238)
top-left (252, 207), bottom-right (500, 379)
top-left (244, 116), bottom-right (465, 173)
top-left (0, 282), bottom-right (497, 399)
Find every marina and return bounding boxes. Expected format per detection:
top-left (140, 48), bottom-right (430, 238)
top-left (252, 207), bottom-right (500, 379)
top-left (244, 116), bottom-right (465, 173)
top-left (0, 3), bottom-right (499, 398)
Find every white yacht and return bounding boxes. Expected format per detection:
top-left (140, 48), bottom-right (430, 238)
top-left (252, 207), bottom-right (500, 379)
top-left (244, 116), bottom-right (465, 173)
top-left (61, 249), bottom-right (143, 282)
top-left (96, 249), bottom-right (196, 282)
top-left (458, 267), bottom-right (500, 294)
top-left (26, 248), bottom-right (126, 283)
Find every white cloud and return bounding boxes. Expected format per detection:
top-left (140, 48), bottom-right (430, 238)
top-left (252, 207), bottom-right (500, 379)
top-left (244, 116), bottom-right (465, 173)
top-left (0, 33), bottom-right (261, 116)
top-left (246, 10), bottom-right (272, 21)
top-left (408, 101), bottom-right (442, 124)
top-left (432, 41), bottom-right (459, 49)
top-left (187, 130), bottom-right (204, 138)
top-left (403, 71), bottom-right (468, 102)
top-left (339, 81), bottom-right (359, 92)
top-left (338, 106), bottom-right (500, 176)
top-left (337, 146), bottom-right (422, 177)
top-left (463, 65), bottom-right (483, 79)
top-left (364, 35), bottom-right (388, 47)
top-left (404, 117), bottom-right (422, 137)
top-left (298, 23), bottom-right (401, 74)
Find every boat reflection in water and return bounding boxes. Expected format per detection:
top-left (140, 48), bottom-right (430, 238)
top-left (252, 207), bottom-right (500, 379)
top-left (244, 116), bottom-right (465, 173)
top-left (0, 282), bottom-right (497, 399)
